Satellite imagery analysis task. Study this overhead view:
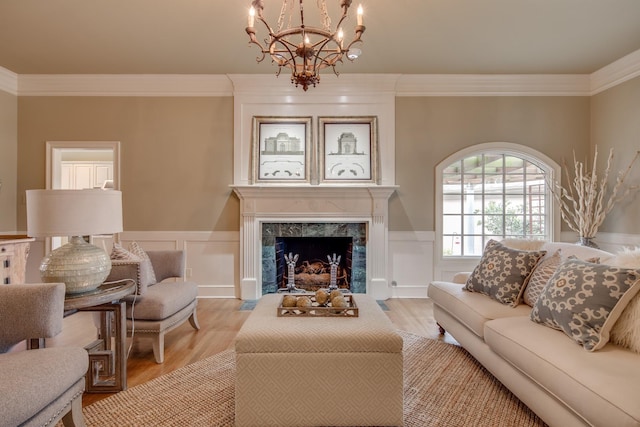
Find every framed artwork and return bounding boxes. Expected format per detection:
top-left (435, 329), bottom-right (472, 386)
top-left (252, 116), bottom-right (312, 183)
top-left (319, 116), bottom-right (378, 183)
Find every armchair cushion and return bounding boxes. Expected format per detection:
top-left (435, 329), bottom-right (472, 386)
top-left (0, 347), bottom-right (88, 427)
top-left (126, 281), bottom-right (198, 320)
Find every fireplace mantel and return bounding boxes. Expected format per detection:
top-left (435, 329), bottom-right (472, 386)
top-left (232, 185), bottom-right (397, 300)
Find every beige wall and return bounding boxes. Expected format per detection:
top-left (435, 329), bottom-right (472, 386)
top-left (13, 90), bottom-right (638, 235)
top-left (591, 76), bottom-right (640, 234)
top-left (0, 90), bottom-right (17, 231)
top-left (391, 96), bottom-right (591, 231)
top-left (17, 96), bottom-right (238, 232)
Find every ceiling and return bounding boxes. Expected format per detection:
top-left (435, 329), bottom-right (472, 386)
top-left (2, 0), bottom-right (640, 76)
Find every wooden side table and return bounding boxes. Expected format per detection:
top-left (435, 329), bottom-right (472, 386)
top-left (63, 280), bottom-right (136, 393)
top-left (0, 236), bottom-right (34, 284)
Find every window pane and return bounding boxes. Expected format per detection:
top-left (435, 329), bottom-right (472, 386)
top-left (441, 150), bottom-right (551, 257)
top-left (442, 215), bottom-right (462, 234)
top-left (442, 160), bottom-right (461, 174)
top-left (442, 235), bottom-right (462, 256)
top-left (443, 197), bottom-right (462, 214)
top-left (463, 236), bottom-right (485, 256)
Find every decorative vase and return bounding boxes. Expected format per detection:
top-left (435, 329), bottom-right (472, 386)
top-left (576, 236), bottom-right (599, 249)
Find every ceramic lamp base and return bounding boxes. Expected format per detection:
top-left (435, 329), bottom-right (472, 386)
top-left (39, 236), bottom-right (112, 294)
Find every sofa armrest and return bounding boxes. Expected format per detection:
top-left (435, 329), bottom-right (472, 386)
top-left (452, 272), bottom-right (471, 284)
top-left (147, 250), bottom-right (186, 282)
top-left (0, 283), bottom-right (65, 352)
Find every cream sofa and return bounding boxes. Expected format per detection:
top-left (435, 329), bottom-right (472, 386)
top-left (428, 242), bottom-right (640, 427)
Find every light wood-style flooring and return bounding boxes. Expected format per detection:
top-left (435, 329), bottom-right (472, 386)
top-left (46, 298), bottom-right (456, 407)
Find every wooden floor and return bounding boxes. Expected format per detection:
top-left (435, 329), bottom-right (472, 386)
top-left (45, 297), bottom-right (457, 407)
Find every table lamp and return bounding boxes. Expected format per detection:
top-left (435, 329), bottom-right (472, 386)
top-left (26, 189), bottom-right (123, 294)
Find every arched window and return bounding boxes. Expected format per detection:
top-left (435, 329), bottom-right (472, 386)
top-left (436, 143), bottom-right (559, 258)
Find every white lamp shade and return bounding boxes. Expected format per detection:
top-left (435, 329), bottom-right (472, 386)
top-left (27, 189), bottom-right (123, 237)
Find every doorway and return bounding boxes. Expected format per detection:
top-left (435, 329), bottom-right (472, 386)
top-left (46, 141), bottom-right (121, 250)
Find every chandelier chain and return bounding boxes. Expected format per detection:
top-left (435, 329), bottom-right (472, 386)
top-left (318, 0), bottom-right (331, 31)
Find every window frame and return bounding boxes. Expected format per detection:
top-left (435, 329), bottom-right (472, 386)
top-left (435, 142), bottom-right (560, 264)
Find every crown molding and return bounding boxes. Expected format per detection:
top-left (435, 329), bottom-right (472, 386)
top-left (17, 74), bottom-right (234, 97)
top-left (8, 48), bottom-right (640, 97)
top-left (395, 74), bottom-right (591, 96)
top-left (229, 73), bottom-right (400, 94)
top-left (0, 66), bottom-right (18, 95)
top-left (590, 49), bottom-right (640, 95)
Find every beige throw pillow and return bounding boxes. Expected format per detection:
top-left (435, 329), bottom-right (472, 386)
top-left (606, 247), bottom-right (640, 354)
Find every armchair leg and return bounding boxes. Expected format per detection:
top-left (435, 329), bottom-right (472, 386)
top-left (152, 333), bottom-right (165, 364)
top-left (188, 310), bottom-right (200, 330)
top-left (62, 394), bottom-right (86, 427)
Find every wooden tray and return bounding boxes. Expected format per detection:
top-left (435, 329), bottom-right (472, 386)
top-left (276, 293), bottom-right (359, 317)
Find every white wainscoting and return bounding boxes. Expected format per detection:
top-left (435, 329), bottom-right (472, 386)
top-left (388, 231), bottom-right (435, 298)
top-left (23, 230), bottom-right (639, 300)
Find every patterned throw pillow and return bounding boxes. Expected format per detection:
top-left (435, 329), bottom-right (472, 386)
top-left (465, 240), bottom-right (547, 307)
top-left (129, 241), bottom-right (158, 285)
top-left (110, 242), bottom-right (141, 261)
top-left (523, 249), bottom-right (563, 307)
top-left (530, 258), bottom-right (640, 351)
top-left (110, 242), bottom-right (157, 293)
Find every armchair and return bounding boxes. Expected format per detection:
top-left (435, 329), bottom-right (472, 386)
top-left (107, 250), bottom-right (199, 364)
top-left (0, 283), bottom-right (88, 427)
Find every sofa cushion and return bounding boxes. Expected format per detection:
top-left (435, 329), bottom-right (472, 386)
top-left (530, 258), bottom-right (640, 351)
top-left (465, 239), bottom-right (546, 307)
top-left (0, 347), bottom-right (88, 427)
top-left (126, 281), bottom-right (198, 320)
top-left (428, 281), bottom-right (531, 338)
top-left (485, 316), bottom-right (640, 427)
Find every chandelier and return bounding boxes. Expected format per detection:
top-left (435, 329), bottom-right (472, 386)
top-left (245, 0), bottom-right (365, 91)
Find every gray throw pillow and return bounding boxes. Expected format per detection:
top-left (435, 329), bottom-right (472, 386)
top-left (530, 258), bottom-right (640, 351)
top-left (465, 239), bottom-right (546, 307)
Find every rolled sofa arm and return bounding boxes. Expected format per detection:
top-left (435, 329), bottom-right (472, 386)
top-left (452, 272), bottom-right (471, 284)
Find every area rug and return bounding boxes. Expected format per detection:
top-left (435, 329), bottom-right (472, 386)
top-left (70, 331), bottom-right (546, 426)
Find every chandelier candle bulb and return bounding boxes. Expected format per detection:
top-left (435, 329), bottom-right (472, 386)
top-left (357, 4), bottom-right (363, 25)
top-left (248, 6), bottom-right (255, 27)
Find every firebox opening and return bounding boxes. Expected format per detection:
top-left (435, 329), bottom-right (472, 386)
top-left (276, 237), bottom-right (353, 291)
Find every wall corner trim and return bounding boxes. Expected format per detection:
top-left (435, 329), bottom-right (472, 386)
top-left (0, 66), bottom-right (18, 95)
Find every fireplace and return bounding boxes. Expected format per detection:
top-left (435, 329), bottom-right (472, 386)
top-left (276, 237), bottom-right (353, 291)
top-left (232, 185), bottom-right (396, 300)
top-left (262, 222), bottom-right (366, 294)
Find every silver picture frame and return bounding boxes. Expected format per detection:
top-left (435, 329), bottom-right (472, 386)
top-left (251, 116), bottom-right (312, 183)
top-left (318, 116), bottom-right (379, 183)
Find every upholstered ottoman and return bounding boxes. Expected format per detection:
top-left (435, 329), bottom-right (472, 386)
top-left (235, 293), bottom-right (404, 427)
